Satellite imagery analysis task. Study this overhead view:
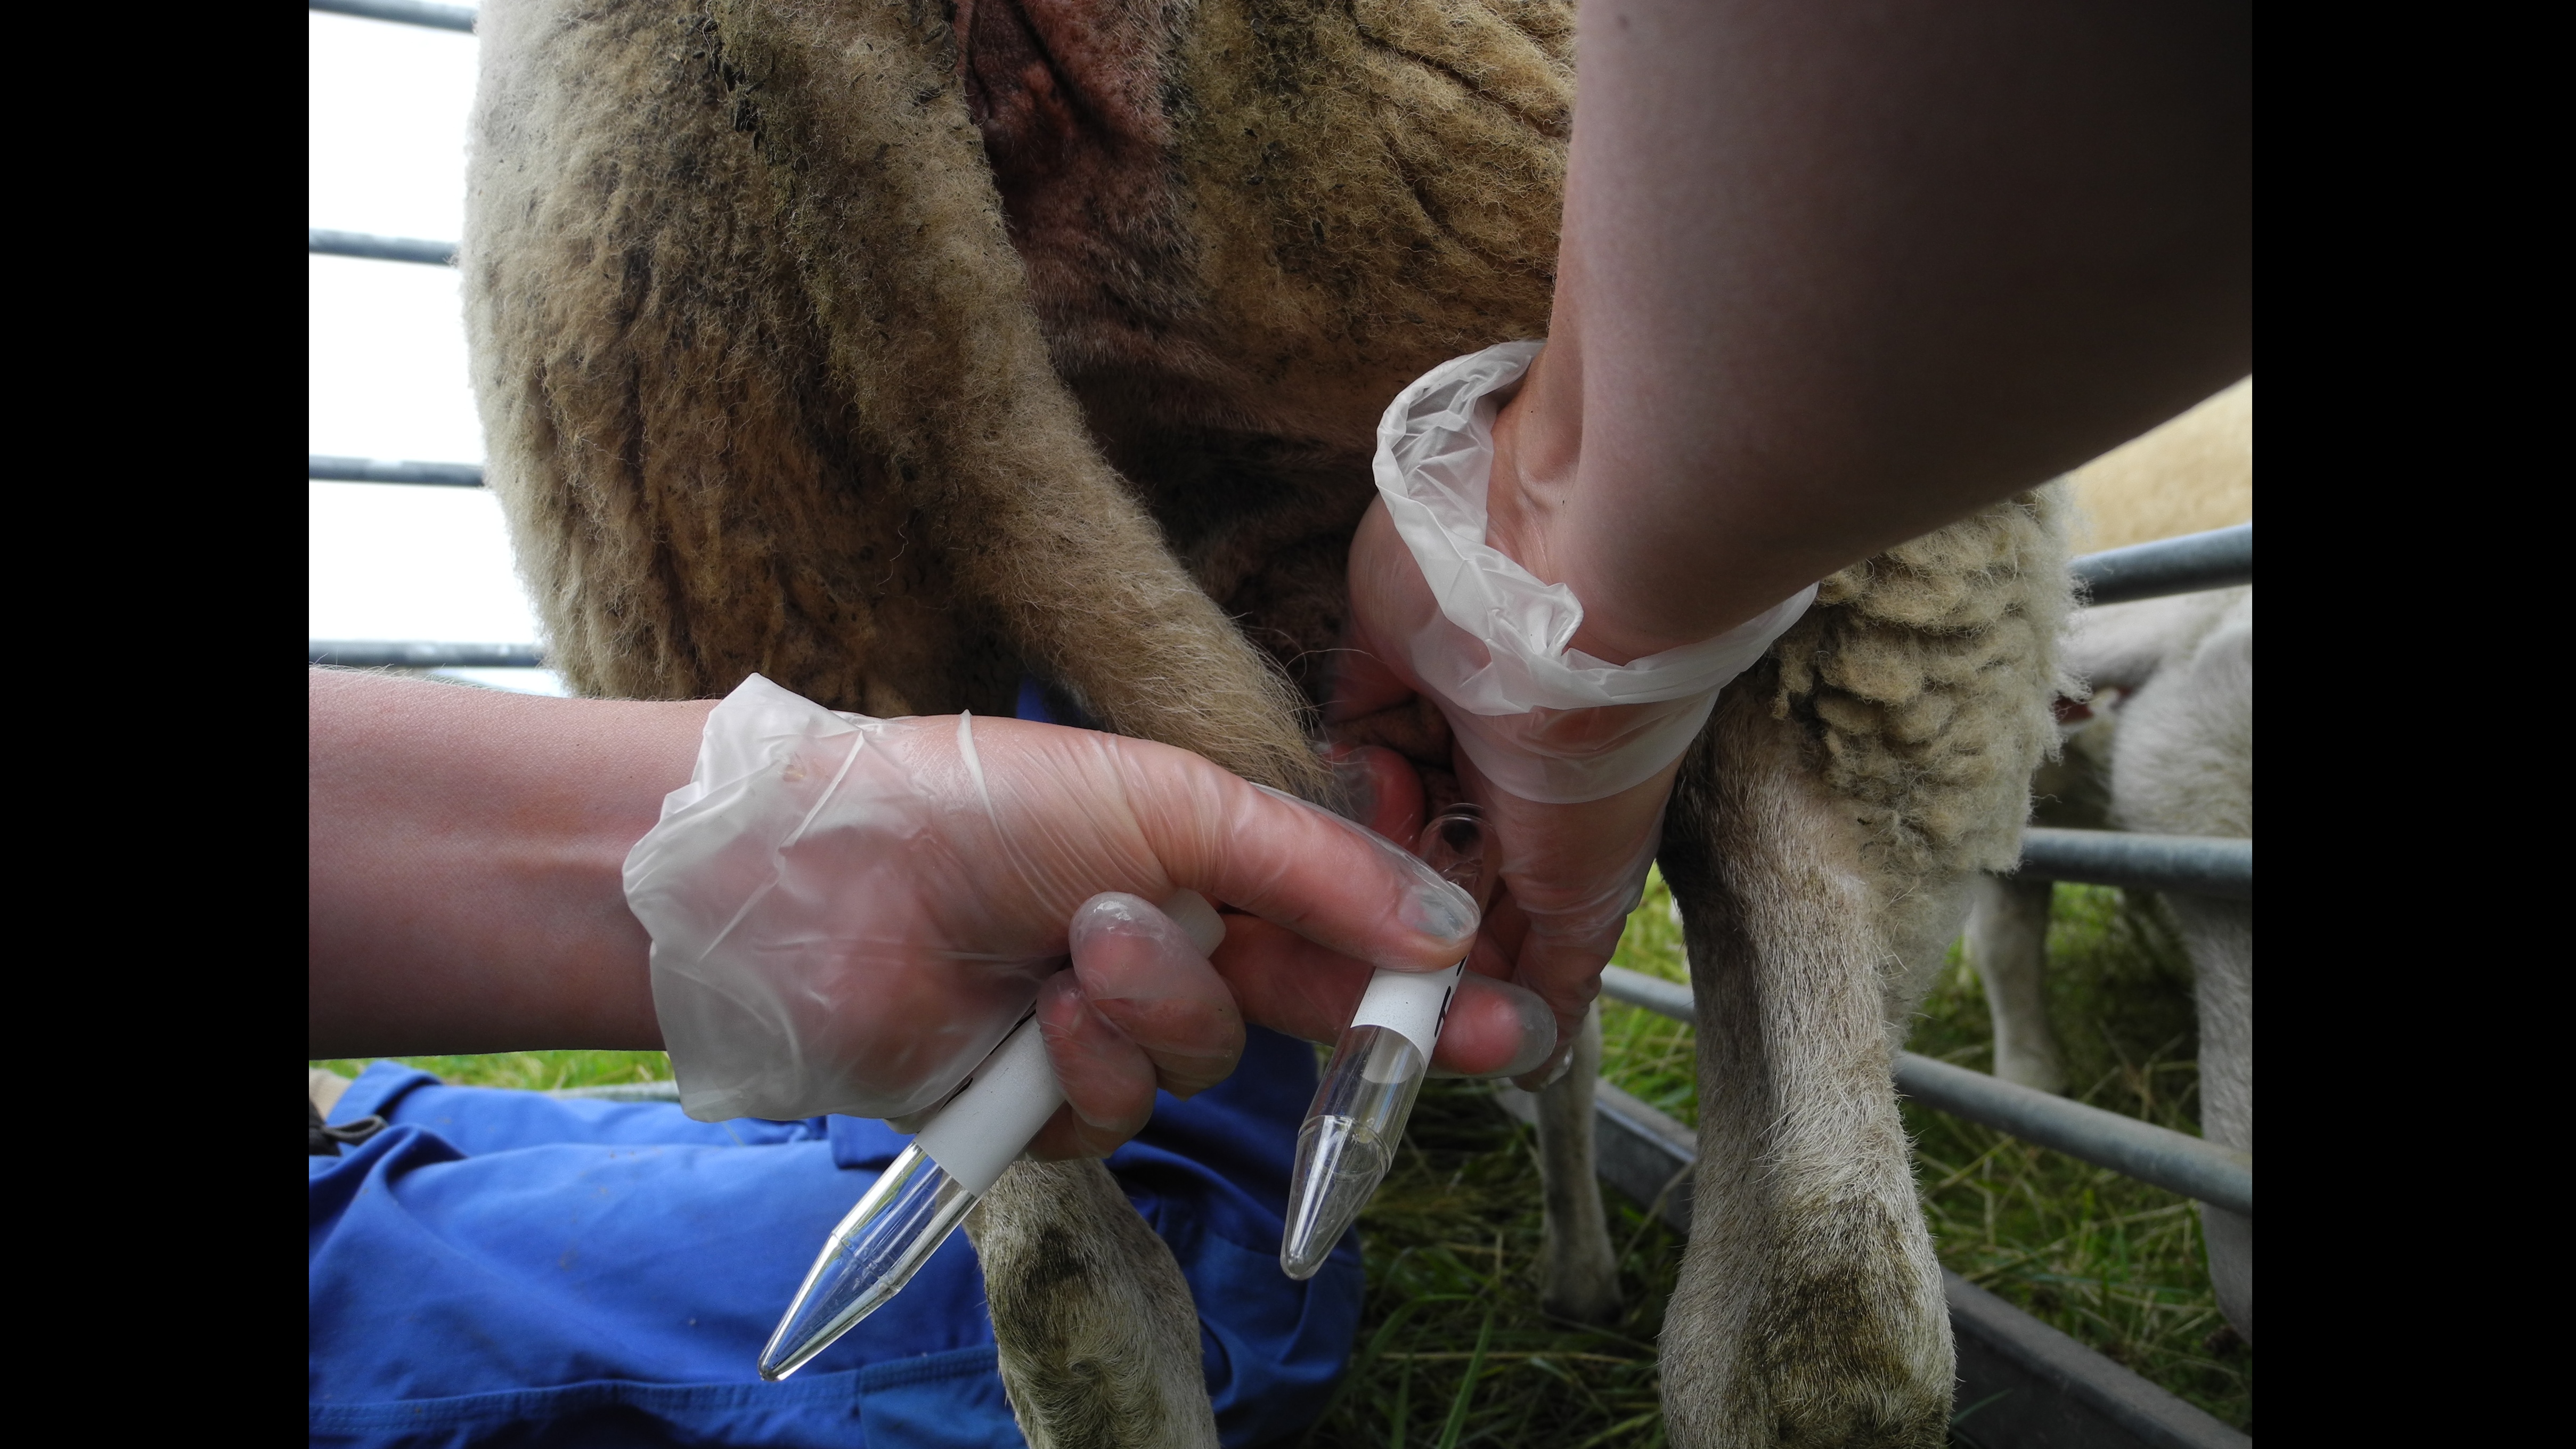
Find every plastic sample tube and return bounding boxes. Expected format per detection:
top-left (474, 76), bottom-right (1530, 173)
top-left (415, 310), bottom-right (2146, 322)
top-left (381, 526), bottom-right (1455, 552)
top-left (757, 888), bottom-right (1227, 1381)
top-left (1279, 808), bottom-right (1493, 1280)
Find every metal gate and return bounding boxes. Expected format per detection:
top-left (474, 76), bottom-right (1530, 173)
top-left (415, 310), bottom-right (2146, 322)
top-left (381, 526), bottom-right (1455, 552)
top-left (307, 4), bottom-right (2253, 1443)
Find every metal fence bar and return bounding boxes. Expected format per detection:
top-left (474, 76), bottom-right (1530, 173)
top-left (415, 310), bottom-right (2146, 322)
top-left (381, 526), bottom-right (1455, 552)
top-left (309, 0), bottom-right (477, 33)
top-left (553, 1082), bottom-right (683, 1102)
top-left (1491, 1080), bottom-right (2247, 1449)
top-left (2017, 827), bottom-right (2250, 900)
top-left (1942, 1272), bottom-right (2249, 1449)
top-left (1596, 964), bottom-right (2252, 1216)
top-left (311, 641), bottom-right (544, 669)
top-left (1894, 1053), bottom-right (2251, 1216)
top-left (310, 454), bottom-right (485, 487)
top-left (2070, 524), bottom-right (2252, 606)
top-left (309, 228), bottom-right (458, 266)
top-left (1600, 965), bottom-right (1694, 1023)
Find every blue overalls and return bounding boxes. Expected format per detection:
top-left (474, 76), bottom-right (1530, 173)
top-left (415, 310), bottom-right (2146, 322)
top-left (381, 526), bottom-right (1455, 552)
top-left (308, 1026), bottom-right (1363, 1447)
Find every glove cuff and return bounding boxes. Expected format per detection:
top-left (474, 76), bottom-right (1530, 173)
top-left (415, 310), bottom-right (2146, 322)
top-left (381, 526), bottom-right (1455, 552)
top-left (1371, 342), bottom-right (1816, 802)
top-left (622, 676), bottom-right (1041, 1123)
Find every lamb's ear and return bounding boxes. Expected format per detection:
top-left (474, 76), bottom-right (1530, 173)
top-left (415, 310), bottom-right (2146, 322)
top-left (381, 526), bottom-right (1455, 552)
top-left (711, 0), bottom-right (1330, 799)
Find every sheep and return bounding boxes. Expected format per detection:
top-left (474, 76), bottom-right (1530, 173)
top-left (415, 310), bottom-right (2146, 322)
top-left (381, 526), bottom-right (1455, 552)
top-left (462, 0), bottom-right (2070, 1442)
top-left (1961, 380), bottom-right (2253, 1340)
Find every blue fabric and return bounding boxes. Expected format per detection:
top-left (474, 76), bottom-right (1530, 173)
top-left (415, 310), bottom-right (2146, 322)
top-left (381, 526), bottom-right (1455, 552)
top-left (1010, 675), bottom-right (1100, 732)
top-left (1012, 674), bottom-right (1051, 726)
top-left (311, 1028), bottom-right (1362, 1448)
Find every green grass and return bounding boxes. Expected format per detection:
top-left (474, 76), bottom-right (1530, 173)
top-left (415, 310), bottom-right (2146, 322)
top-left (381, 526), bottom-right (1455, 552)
top-left (309, 872), bottom-right (2250, 1442)
top-left (1900, 885), bottom-right (2253, 1431)
top-left (1296, 1076), bottom-right (1685, 1448)
top-left (310, 1050), bottom-right (673, 1092)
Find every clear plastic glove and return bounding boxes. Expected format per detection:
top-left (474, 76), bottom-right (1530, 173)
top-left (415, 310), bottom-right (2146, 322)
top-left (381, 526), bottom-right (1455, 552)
top-left (1025, 891), bottom-right (1241, 1158)
top-left (624, 675), bottom-right (1544, 1129)
top-left (1338, 343), bottom-right (1815, 1084)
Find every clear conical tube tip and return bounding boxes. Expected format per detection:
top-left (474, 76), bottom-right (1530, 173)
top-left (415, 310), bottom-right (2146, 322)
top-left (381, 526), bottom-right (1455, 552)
top-left (1280, 1113), bottom-right (1392, 1280)
top-left (1278, 812), bottom-right (1483, 1280)
top-left (759, 1143), bottom-right (976, 1381)
top-left (1281, 1024), bottom-right (1425, 1279)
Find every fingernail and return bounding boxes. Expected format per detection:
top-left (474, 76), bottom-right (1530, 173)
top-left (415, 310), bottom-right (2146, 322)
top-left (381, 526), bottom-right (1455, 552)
top-left (1402, 872), bottom-right (1479, 943)
top-left (1303, 792), bottom-right (1479, 943)
top-left (1536, 1045), bottom-right (1575, 1089)
top-left (1513, 1040), bottom-right (1575, 1092)
top-left (1495, 991), bottom-right (1559, 1079)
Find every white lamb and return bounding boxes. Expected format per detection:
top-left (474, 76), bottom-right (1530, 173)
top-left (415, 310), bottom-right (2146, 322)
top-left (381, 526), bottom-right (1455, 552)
top-left (1963, 379), bottom-right (2253, 1341)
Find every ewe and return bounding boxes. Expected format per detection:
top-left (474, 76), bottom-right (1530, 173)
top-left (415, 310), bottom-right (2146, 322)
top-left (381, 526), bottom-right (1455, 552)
top-left (467, 0), bottom-right (2069, 1440)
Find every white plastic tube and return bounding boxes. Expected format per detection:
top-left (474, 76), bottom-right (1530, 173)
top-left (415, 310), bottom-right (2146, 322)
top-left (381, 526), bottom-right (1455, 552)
top-left (758, 890), bottom-right (1225, 1379)
top-left (1280, 811), bottom-right (1490, 1279)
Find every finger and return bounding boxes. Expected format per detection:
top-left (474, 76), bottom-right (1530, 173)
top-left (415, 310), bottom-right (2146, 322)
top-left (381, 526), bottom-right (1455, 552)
top-left (1030, 970), bottom-right (1159, 1159)
top-left (1325, 743), bottom-right (1426, 844)
top-left (1093, 735), bottom-right (1480, 971)
top-left (1325, 504), bottom-right (1430, 722)
top-left (935, 720), bottom-right (1475, 974)
top-left (1324, 636), bottom-right (1420, 723)
top-left (1444, 752), bottom-right (1670, 1086)
top-left (1506, 944), bottom-right (1613, 1089)
top-left (1461, 886), bottom-right (1531, 985)
top-left (1211, 916), bottom-right (1555, 1078)
top-left (1069, 893), bottom-right (1245, 1100)
top-left (1458, 890), bottom-right (1584, 1088)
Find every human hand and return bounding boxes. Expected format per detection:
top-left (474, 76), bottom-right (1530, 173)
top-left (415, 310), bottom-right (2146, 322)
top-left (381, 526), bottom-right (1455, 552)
top-left (1339, 505), bottom-right (1675, 1086)
top-left (1021, 877), bottom-right (1542, 1158)
top-left (1333, 344), bottom-right (1814, 1085)
top-left (625, 675), bottom-right (1555, 1139)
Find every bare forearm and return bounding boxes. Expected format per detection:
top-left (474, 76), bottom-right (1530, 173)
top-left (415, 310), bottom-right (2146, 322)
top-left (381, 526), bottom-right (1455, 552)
top-left (1493, 0), bottom-right (2251, 658)
top-left (307, 670), bottom-right (712, 1056)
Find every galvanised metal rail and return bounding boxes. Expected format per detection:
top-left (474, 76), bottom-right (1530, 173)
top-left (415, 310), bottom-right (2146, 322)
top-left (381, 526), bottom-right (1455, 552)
top-left (2018, 827), bottom-right (2249, 900)
top-left (299, 443), bottom-right (2249, 607)
top-left (310, 228), bottom-right (457, 266)
top-left (311, 454), bottom-right (485, 486)
top-left (2072, 523), bottom-right (2251, 605)
top-left (310, 0), bottom-right (475, 33)
top-left (1894, 1053), bottom-right (2250, 1216)
top-left (1599, 964), bottom-right (2253, 1217)
top-left (310, 640), bottom-right (543, 669)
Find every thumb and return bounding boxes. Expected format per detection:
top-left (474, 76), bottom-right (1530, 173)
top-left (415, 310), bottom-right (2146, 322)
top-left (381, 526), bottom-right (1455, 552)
top-left (1503, 907), bottom-right (1628, 1087)
top-left (1102, 735), bottom-right (1479, 973)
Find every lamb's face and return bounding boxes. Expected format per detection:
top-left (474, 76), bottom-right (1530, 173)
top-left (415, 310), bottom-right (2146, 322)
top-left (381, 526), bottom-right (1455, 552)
top-left (956, 0), bottom-right (1574, 450)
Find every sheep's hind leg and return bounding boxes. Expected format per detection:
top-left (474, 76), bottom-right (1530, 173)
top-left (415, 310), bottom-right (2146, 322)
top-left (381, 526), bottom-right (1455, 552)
top-left (1966, 874), bottom-right (2069, 1093)
top-left (1534, 1004), bottom-right (1622, 1323)
top-left (1656, 703), bottom-right (1955, 1449)
top-left (968, 1159), bottom-right (1220, 1449)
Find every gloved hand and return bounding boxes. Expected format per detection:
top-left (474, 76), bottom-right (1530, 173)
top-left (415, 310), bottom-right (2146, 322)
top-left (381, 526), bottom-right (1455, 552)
top-left (1025, 890), bottom-right (1243, 1159)
top-left (624, 675), bottom-right (1552, 1139)
top-left (1336, 343), bottom-right (1816, 1084)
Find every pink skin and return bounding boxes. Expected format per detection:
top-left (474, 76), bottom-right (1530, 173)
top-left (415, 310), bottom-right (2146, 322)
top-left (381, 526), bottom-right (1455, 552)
top-left (1335, 523), bottom-right (1669, 1087)
top-left (1028, 745), bottom-right (1559, 1158)
top-left (309, 672), bottom-right (1551, 1159)
top-left (1033, 968), bottom-right (1175, 1159)
top-left (1031, 894), bottom-right (1242, 1159)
